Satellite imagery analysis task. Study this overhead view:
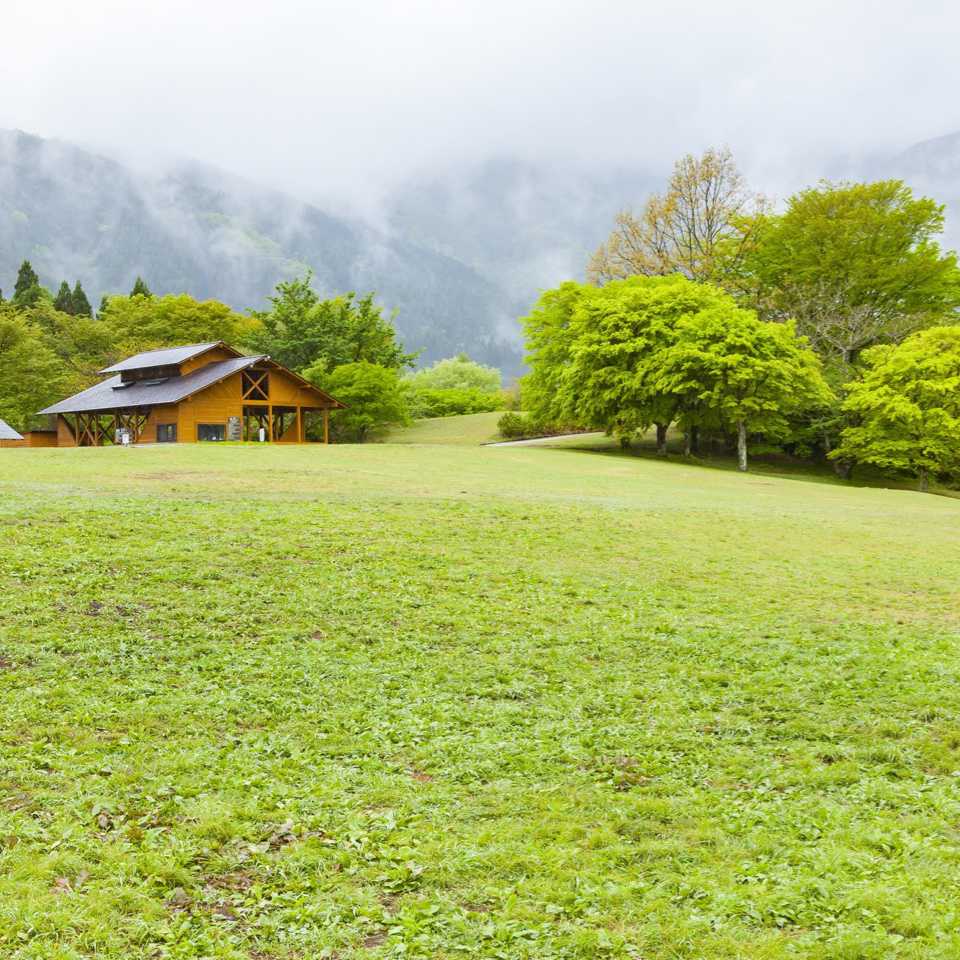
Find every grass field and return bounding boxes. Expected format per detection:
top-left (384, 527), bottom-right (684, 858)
top-left (2, 439), bottom-right (960, 959)
top-left (384, 411), bottom-right (504, 445)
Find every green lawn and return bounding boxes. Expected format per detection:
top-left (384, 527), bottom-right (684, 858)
top-left (383, 411), bottom-right (504, 445)
top-left (1, 442), bottom-right (959, 959)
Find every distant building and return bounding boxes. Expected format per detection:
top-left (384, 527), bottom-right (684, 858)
top-left (0, 418), bottom-right (24, 448)
top-left (38, 341), bottom-right (345, 446)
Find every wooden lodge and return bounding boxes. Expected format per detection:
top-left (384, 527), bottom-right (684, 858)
top-left (38, 342), bottom-right (345, 446)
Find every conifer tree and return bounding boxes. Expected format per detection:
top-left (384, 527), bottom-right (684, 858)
top-left (12, 260), bottom-right (43, 307)
top-left (130, 276), bottom-right (153, 298)
top-left (71, 281), bottom-right (92, 317)
top-left (53, 281), bottom-right (76, 315)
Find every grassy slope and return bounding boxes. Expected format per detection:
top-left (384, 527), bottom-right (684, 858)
top-left (1, 443), bottom-right (959, 959)
top-left (383, 411), bottom-right (504, 445)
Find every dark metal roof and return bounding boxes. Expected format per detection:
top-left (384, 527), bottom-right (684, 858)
top-left (100, 341), bottom-right (233, 374)
top-left (39, 356), bottom-right (266, 415)
top-left (0, 419), bottom-right (23, 441)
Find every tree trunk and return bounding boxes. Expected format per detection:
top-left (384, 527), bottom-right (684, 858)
top-left (833, 460), bottom-right (853, 481)
top-left (736, 420), bottom-right (748, 472)
top-left (619, 436), bottom-right (631, 450)
top-left (655, 422), bottom-right (668, 456)
top-left (683, 431), bottom-right (692, 456)
top-left (918, 468), bottom-right (929, 492)
top-left (690, 424), bottom-right (700, 455)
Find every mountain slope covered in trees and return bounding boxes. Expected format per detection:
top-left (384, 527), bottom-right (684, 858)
top-left (0, 129), bottom-right (519, 368)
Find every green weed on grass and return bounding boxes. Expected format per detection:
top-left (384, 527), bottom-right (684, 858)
top-left (0, 442), bottom-right (959, 959)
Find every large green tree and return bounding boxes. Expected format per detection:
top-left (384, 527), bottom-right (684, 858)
top-left (98, 293), bottom-right (259, 356)
top-left (0, 306), bottom-right (64, 429)
top-left (652, 307), bottom-right (832, 471)
top-left (305, 361), bottom-right (410, 442)
top-left (831, 326), bottom-right (960, 490)
top-left (562, 276), bottom-right (737, 452)
top-left (249, 273), bottom-right (416, 374)
top-left (738, 180), bottom-right (960, 368)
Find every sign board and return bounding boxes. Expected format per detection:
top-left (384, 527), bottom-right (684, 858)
top-left (226, 415), bottom-right (242, 441)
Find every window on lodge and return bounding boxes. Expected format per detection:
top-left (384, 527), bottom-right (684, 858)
top-left (197, 423), bottom-right (226, 442)
top-left (242, 369), bottom-right (269, 401)
top-left (156, 423), bottom-right (177, 443)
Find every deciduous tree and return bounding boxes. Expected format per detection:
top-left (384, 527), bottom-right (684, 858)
top-left (831, 326), bottom-right (960, 490)
top-left (305, 361), bottom-right (410, 442)
top-left (588, 148), bottom-right (767, 286)
top-left (405, 353), bottom-right (501, 393)
top-left (738, 180), bottom-right (960, 367)
top-left (98, 293), bottom-right (258, 355)
top-left (653, 307), bottom-right (832, 471)
top-left (250, 273), bottom-right (416, 373)
top-left (0, 306), bottom-right (64, 429)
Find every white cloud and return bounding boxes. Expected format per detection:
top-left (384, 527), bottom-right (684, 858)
top-left (2, 0), bottom-right (959, 202)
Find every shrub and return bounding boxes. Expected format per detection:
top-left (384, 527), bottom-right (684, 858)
top-left (405, 354), bottom-right (502, 393)
top-left (497, 412), bottom-right (586, 440)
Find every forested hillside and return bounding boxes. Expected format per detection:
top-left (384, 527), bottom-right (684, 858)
top-left (0, 130), bottom-right (519, 369)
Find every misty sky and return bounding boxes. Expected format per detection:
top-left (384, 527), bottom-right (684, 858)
top-left (4, 0), bottom-right (960, 203)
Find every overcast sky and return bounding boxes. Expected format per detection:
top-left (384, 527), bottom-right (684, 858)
top-left (3, 0), bottom-right (959, 203)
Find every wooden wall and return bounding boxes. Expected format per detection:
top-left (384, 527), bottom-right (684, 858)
top-left (0, 431), bottom-right (59, 448)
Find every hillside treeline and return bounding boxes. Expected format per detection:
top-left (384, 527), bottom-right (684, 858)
top-left (0, 269), bottom-right (509, 441)
top-left (511, 149), bottom-right (960, 489)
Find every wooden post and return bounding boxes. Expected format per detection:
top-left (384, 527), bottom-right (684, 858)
top-left (267, 403), bottom-right (273, 443)
top-left (323, 408), bottom-right (329, 445)
top-left (297, 406), bottom-right (303, 443)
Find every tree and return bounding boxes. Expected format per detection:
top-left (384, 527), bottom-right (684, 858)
top-left (12, 260), bottom-right (45, 308)
top-left (562, 276), bottom-right (737, 453)
top-left (831, 326), bottom-right (960, 490)
top-left (0, 305), bottom-right (64, 429)
top-left (71, 281), bottom-right (92, 317)
top-left (738, 180), bottom-right (960, 367)
top-left (304, 361), bottom-right (410, 442)
top-left (588, 148), bottom-right (767, 285)
top-left (53, 281), bottom-right (75, 315)
top-left (405, 353), bottom-right (502, 393)
top-left (130, 276), bottom-right (153, 298)
top-left (26, 301), bottom-right (118, 395)
top-left (521, 281), bottom-right (591, 425)
top-left (249, 273), bottom-right (416, 373)
top-left (98, 293), bottom-right (259, 354)
top-left (653, 307), bottom-right (832, 471)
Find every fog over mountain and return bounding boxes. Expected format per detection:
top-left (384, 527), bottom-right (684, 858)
top-left (0, 129), bottom-right (521, 370)
top-left (4, 123), bottom-right (960, 376)
top-left (4, 2), bottom-right (960, 371)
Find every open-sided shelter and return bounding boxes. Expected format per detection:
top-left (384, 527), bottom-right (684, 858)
top-left (39, 342), bottom-right (345, 446)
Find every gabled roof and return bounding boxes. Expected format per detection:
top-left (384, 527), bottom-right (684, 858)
top-left (0, 419), bottom-right (24, 441)
top-left (100, 341), bottom-right (240, 374)
top-left (40, 356), bottom-right (267, 415)
top-left (39, 354), bottom-right (346, 415)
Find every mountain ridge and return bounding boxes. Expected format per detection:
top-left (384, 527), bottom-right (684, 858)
top-left (0, 129), bottom-right (521, 369)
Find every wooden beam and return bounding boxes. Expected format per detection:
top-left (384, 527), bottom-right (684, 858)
top-left (323, 408), bottom-right (329, 445)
